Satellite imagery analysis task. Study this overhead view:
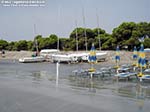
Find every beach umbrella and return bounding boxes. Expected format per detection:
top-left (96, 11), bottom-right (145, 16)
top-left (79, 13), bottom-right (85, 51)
top-left (133, 46), bottom-right (138, 59)
top-left (138, 44), bottom-right (146, 77)
top-left (115, 46), bottom-right (120, 68)
top-left (132, 46), bottom-right (138, 66)
top-left (89, 43), bottom-right (97, 63)
top-left (88, 43), bottom-right (97, 72)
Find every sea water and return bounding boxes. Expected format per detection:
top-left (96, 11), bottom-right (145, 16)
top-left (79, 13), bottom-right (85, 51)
top-left (0, 59), bottom-right (150, 112)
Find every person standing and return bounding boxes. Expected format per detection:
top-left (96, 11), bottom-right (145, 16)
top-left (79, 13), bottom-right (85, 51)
top-left (1, 49), bottom-right (5, 58)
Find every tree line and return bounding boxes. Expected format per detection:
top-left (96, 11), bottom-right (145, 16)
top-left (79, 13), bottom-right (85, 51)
top-left (0, 22), bottom-right (150, 51)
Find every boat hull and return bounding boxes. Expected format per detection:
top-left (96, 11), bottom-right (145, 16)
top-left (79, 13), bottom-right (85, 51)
top-left (19, 56), bottom-right (45, 63)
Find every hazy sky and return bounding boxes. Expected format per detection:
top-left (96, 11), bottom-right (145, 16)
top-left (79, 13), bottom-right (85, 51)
top-left (0, 0), bottom-right (150, 41)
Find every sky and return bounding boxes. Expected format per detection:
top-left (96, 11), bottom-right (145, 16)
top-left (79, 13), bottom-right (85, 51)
top-left (0, 0), bottom-right (150, 41)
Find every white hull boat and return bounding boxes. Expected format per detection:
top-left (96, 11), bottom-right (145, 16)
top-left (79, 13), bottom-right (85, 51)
top-left (139, 69), bottom-right (150, 82)
top-left (114, 67), bottom-right (137, 80)
top-left (70, 52), bottom-right (107, 62)
top-left (19, 56), bottom-right (45, 63)
top-left (96, 52), bottom-right (107, 61)
top-left (40, 49), bottom-right (59, 57)
top-left (51, 51), bottom-right (107, 64)
top-left (51, 54), bottom-right (72, 63)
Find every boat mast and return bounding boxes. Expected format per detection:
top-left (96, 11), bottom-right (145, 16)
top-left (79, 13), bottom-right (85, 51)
top-left (34, 24), bottom-right (39, 54)
top-left (75, 20), bottom-right (78, 52)
top-left (57, 35), bottom-right (59, 50)
top-left (82, 7), bottom-right (87, 51)
top-left (57, 5), bottom-right (61, 50)
top-left (96, 8), bottom-right (101, 51)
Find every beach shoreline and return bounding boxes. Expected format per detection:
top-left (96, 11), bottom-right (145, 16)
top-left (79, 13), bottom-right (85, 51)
top-left (0, 50), bottom-right (133, 65)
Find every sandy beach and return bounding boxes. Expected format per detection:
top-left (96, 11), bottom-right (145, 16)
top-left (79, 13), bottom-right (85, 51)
top-left (0, 50), bottom-right (133, 65)
top-left (0, 51), bottom-right (33, 60)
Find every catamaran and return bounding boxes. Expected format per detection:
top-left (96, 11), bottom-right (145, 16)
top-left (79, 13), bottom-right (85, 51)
top-left (72, 44), bottom-right (102, 77)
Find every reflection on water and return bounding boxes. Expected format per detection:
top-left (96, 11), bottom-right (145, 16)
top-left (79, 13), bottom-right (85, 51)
top-left (0, 60), bottom-right (150, 112)
top-left (30, 71), bottom-right (57, 85)
top-left (68, 75), bottom-right (112, 92)
top-left (68, 74), bottom-right (150, 112)
top-left (136, 84), bottom-right (145, 111)
top-left (31, 72), bottom-right (43, 81)
top-left (68, 76), bottom-right (97, 92)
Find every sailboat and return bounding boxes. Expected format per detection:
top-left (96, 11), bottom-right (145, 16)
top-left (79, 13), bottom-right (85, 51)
top-left (18, 56), bottom-right (45, 63)
top-left (114, 46), bottom-right (137, 80)
top-left (88, 43), bottom-right (97, 72)
top-left (18, 39), bottom-right (45, 63)
top-left (72, 43), bottom-right (101, 77)
top-left (19, 24), bottom-right (45, 63)
top-left (137, 44), bottom-right (150, 81)
top-left (138, 44), bottom-right (146, 77)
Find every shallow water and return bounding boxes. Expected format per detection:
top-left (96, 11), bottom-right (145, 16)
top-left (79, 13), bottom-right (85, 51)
top-left (0, 60), bottom-right (150, 112)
